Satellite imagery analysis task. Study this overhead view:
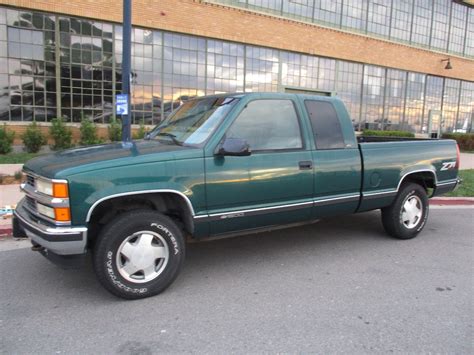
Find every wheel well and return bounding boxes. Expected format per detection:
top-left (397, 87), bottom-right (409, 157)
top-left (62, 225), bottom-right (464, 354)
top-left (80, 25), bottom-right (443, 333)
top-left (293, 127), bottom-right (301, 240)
top-left (399, 171), bottom-right (436, 192)
top-left (87, 192), bottom-right (194, 242)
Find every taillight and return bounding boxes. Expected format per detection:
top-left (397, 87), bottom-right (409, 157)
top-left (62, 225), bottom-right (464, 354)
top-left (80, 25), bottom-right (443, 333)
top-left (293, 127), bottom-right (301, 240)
top-left (456, 143), bottom-right (460, 169)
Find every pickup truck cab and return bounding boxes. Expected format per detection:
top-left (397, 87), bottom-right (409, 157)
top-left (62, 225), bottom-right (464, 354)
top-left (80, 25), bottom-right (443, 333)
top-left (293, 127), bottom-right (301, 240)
top-left (14, 93), bottom-right (461, 299)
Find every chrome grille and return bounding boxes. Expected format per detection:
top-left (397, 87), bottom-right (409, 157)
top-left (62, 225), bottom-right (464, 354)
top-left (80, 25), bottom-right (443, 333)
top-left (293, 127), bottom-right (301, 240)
top-left (25, 195), bottom-right (38, 213)
top-left (26, 174), bottom-right (35, 187)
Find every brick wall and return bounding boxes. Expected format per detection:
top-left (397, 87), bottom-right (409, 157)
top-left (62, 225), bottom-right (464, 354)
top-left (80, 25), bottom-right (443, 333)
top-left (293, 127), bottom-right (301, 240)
top-left (0, 0), bottom-right (472, 81)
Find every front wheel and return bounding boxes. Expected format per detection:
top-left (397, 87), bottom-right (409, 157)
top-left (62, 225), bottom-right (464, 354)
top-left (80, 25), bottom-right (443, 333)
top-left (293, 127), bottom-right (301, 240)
top-left (381, 183), bottom-right (429, 239)
top-left (93, 210), bottom-right (185, 299)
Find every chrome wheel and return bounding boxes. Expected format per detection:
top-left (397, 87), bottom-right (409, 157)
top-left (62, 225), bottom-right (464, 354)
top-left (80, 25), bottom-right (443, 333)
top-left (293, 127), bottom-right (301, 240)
top-left (116, 231), bottom-right (169, 283)
top-left (401, 195), bottom-right (423, 229)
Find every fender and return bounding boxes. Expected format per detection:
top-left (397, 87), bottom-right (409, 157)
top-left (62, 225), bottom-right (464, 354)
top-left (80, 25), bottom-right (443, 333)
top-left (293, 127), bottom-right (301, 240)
top-left (85, 189), bottom-right (195, 222)
top-left (396, 168), bottom-right (437, 192)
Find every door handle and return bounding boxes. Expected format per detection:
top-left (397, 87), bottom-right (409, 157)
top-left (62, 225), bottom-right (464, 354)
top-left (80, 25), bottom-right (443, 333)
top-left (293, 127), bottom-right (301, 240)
top-left (298, 160), bottom-right (313, 170)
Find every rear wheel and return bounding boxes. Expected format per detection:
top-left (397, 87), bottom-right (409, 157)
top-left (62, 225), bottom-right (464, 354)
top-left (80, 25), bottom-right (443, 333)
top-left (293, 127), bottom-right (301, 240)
top-left (381, 183), bottom-right (429, 239)
top-left (93, 210), bottom-right (185, 299)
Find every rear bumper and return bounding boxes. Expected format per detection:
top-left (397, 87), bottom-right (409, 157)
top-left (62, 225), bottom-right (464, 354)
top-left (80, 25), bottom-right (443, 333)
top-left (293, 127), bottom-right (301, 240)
top-left (432, 178), bottom-right (462, 197)
top-left (454, 177), bottom-right (462, 191)
top-left (13, 199), bottom-right (87, 256)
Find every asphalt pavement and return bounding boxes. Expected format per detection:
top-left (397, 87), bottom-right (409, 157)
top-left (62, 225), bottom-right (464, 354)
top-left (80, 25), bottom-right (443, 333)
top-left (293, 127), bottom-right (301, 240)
top-left (0, 208), bottom-right (472, 354)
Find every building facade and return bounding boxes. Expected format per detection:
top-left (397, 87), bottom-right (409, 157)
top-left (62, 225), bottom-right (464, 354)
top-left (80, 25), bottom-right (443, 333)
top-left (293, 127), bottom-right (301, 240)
top-left (0, 0), bottom-right (473, 138)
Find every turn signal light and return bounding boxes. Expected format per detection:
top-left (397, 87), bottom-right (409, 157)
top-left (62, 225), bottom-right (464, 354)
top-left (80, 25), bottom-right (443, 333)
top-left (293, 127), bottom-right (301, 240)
top-left (55, 207), bottom-right (71, 222)
top-left (53, 182), bottom-right (69, 198)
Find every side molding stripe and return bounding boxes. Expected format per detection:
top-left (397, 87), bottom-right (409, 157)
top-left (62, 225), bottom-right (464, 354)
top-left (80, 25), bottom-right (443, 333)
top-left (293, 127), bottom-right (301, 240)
top-left (195, 194), bottom-right (360, 222)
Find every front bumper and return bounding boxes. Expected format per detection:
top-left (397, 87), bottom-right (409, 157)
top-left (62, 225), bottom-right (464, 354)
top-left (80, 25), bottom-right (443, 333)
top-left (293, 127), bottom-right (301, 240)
top-left (13, 199), bottom-right (88, 256)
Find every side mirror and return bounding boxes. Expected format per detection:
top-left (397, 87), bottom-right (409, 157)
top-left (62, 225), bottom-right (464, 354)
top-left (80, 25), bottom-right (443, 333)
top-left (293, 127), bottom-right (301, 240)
top-left (216, 137), bottom-right (251, 157)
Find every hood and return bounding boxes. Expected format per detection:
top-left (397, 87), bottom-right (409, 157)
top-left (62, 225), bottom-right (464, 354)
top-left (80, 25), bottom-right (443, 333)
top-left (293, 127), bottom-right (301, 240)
top-left (23, 140), bottom-right (198, 178)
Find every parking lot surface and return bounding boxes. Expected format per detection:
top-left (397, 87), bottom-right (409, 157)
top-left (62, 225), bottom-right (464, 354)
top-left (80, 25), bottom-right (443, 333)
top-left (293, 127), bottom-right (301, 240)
top-left (0, 209), bottom-right (472, 354)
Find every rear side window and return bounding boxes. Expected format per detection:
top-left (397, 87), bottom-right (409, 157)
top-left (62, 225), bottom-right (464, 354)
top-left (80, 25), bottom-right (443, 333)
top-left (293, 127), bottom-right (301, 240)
top-left (305, 100), bottom-right (345, 150)
top-left (227, 99), bottom-right (303, 151)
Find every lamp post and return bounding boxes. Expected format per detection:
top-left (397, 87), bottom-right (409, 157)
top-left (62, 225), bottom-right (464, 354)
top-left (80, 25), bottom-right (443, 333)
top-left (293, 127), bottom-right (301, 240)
top-left (121, 0), bottom-right (132, 143)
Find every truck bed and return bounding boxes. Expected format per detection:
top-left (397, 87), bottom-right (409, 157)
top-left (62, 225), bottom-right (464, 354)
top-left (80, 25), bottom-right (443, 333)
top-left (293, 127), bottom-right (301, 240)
top-left (357, 136), bottom-right (433, 143)
top-left (357, 138), bottom-right (459, 212)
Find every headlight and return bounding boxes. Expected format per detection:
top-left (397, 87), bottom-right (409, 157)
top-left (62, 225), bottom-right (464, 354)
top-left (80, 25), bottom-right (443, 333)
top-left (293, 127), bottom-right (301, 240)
top-left (36, 178), bottom-right (69, 198)
top-left (36, 203), bottom-right (55, 219)
top-left (36, 203), bottom-right (71, 222)
top-left (36, 178), bottom-right (53, 196)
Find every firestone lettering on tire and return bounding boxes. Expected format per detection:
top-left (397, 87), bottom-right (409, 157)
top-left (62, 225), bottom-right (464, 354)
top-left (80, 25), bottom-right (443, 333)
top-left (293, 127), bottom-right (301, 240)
top-left (151, 222), bottom-right (180, 255)
top-left (106, 251), bottom-right (148, 294)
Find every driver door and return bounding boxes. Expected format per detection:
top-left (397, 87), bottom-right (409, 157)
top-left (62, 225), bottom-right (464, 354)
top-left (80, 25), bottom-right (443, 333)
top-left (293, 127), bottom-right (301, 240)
top-left (204, 97), bottom-right (314, 236)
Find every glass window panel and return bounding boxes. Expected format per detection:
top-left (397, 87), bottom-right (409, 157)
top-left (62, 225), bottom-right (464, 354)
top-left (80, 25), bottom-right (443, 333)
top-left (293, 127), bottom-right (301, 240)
top-left (423, 76), bottom-right (443, 134)
top-left (431, 0), bottom-right (450, 51)
top-left (305, 100), bottom-right (345, 149)
top-left (390, 0), bottom-right (412, 42)
top-left (456, 81), bottom-right (473, 132)
top-left (227, 99), bottom-right (303, 150)
top-left (465, 9), bottom-right (474, 57)
top-left (245, 46), bottom-right (279, 92)
top-left (367, 0), bottom-right (391, 37)
top-left (442, 79), bottom-right (460, 133)
top-left (336, 61), bottom-right (363, 130)
top-left (314, 0), bottom-right (342, 26)
top-left (341, 0), bottom-right (367, 32)
top-left (361, 65), bottom-right (385, 130)
top-left (0, 8), bottom-right (6, 25)
top-left (403, 72), bottom-right (425, 133)
top-left (384, 69), bottom-right (406, 131)
top-left (8, 27), bottom-right (20, 42)
top-left (449, 3), bottom-right (467, 54)
top-left (207, 39), bottom-right (244, 94)
top-left (283, 0), bottom-right (315, 22)
top-left (7, 9), bottom-right (18, 27)
top-left (247, 0), bottom-right (282, 15)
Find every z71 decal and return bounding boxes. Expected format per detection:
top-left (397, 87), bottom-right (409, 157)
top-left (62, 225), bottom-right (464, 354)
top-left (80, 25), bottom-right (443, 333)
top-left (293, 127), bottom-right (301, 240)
top-left (440, 161), bottom-right (456, 171)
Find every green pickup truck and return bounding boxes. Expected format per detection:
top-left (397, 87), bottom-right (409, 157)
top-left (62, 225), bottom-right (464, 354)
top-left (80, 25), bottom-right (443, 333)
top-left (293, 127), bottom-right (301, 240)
top-left (14, 93), bottom-right (460, 299)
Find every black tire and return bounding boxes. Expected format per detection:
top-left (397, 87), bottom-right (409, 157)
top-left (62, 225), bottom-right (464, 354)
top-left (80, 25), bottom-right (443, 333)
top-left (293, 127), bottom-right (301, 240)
top-left (92, 210), bottom-right (185, 299)
top-left (381, 183), bottom-right (429, 239)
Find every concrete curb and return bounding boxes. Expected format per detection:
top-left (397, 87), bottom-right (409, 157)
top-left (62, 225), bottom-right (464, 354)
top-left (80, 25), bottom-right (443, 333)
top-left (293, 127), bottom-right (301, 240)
top-left (0, 226), bottom-right (12, 238)
top-left (430, 197), bottom-right (474, 205)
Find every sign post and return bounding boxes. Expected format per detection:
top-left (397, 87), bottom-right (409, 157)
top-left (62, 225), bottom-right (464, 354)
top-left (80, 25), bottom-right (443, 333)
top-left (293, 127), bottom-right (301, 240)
top-left (121, 0), bottom-right (132, 144)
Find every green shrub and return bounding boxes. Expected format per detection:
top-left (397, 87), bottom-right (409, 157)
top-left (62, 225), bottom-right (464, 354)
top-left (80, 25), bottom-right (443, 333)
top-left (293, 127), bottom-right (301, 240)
top-left (133, 120), bottom-right (148, 139)
top-left (108, 118), bottom-right (122, 142)
top-left (14, 170), bottom-right (22, 180)
top-left (21, 121), bottom-right (46, 153)
top-left (442, 133), bottom-right (474, 152)
top-left (362, 129), bottom-right (415, 138)
top-left (0, 124), bottom-right (15, 154)
top-left (80, 117), bottom-right (102, 146)
top-left (49, 117), bottom-right (73, 150)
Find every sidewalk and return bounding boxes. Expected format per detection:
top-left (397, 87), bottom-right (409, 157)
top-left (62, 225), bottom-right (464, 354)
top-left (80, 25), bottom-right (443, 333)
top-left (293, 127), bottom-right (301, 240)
top-left (460, 153), bottom-right (474, 170)
top-left (0, 164), bottom-right (23, 176)
top-left (0, 184), bottom-right (23, 206)
top-left (0, 184), bottom-right (22, 233)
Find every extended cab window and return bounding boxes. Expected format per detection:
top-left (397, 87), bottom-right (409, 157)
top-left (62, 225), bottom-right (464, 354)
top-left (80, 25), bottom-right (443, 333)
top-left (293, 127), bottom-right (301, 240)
top-left (305, 100), bottom-right (345, 150)
top-left (227, 99), bottom-right (302, 151)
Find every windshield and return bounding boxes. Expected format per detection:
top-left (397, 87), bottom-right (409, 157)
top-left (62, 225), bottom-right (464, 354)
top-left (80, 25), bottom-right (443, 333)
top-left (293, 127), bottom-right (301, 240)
top-left (148, 96), bottom-right (239, 146)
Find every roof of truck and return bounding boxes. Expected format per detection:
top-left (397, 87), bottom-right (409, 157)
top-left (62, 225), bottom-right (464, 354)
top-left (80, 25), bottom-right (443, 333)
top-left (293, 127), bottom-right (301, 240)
top-left (194, 92), bottom-right (342, 102)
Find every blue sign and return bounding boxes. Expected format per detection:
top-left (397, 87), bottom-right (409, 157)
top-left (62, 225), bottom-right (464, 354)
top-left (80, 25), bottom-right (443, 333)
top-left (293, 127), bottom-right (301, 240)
top-left (116, 94), bottom-right (129, 115)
